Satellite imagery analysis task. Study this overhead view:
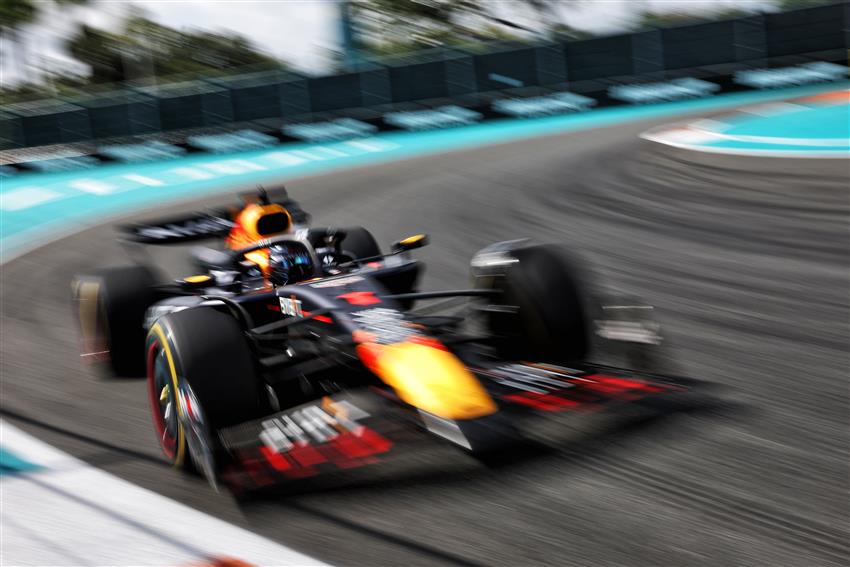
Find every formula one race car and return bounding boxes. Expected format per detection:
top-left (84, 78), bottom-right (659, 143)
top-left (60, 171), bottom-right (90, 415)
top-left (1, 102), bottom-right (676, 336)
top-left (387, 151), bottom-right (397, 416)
top-left (72, 187), bottom-right (678, 491)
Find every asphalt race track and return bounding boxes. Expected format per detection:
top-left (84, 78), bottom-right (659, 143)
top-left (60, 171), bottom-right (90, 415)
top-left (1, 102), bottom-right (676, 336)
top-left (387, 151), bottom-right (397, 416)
top-left (3, 114), bottom-right (848, 566)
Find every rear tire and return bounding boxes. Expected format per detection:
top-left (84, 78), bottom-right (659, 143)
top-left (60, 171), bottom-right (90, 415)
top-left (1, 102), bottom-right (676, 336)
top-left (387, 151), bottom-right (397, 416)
top-left (72, 265), bottom-right (158, 377)
top-left (342, 226), bottom-right (381, 260)
top-left (146, 307), bottom-right (267, 483)
top-left (477, 244), bottom-right (591, 364)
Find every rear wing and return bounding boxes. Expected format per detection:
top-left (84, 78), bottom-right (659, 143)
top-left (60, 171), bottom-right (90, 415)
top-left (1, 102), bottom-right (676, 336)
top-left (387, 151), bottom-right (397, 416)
top-left (119, 186), bottom-right (311, 244)
top-left (120, 210), bottom-right (235, 244)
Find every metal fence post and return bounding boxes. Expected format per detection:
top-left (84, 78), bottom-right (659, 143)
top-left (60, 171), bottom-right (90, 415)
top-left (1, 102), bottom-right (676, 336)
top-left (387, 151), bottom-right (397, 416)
top-left (632, 29), bottom-right (665, 78)
top-left (535, 44), bottom-right (567, 86)
top-left (359, 65), bottom-right (391, 107)
top-left (734, 14), bottom-right (767, 67)
top-left (844, 2), bottom-right (850, 55)
top-left (279, 76), bottom-right (310, 119)
top-left (445, 53), bottom-right (476, 97)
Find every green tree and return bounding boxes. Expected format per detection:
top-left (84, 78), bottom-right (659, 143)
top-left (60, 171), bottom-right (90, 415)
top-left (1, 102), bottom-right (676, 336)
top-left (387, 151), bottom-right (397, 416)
top-left (777, 0), bottom-right (838, 7)
top-left (0, 0), bottom-right (37, 30)
top-left (352, 0), bottom-right (537, 59)
top-left (67, 16), bottom-right (282, 83)
top-left (352, 0), bottom-right (479, 52)
top-left (550, 23), bottom-right (596, 41)
top-left (349, 0), bottom-right (590, 60)
top-left (633, 7), bottom-right (755, 30)
top-left (66, 25), bottom-right (127, 83)
top-left (1, 0), bottom-right (88, 85)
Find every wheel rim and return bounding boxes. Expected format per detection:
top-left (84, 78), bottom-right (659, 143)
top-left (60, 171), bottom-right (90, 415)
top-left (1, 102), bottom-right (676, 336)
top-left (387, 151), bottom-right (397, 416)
top-left (73, 279), bottom-right (111, 363)
top-left (147, 340), bottom-right (180, 460)
top-left (177, 380), bottom-right (220, 490)
top-left (146, 333), bottom-right (219, 488)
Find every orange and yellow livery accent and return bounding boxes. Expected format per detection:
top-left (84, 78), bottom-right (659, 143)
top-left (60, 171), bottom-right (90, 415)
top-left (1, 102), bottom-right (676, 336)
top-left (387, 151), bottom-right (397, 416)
top-left (357, 340), bottom-right (497, 420)
top-left (225, 203), bottom-right (292, 277)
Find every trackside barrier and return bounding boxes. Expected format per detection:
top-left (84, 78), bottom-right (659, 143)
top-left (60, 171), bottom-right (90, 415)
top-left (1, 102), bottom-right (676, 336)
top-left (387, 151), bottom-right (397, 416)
top-left (98, 140), bottom-right (186, 163)
top-left (492, 92), bottom-right (597, 117)
top-left (186, 129), bottom-right (278, 153)
top-left (609, 78), bottom-right (720, 104)
top-left (1, 3), bottom-right (846, 152)
top-left (283, 118), bottom-right (377, 142)
top-left (734, 62), bottom-right (848, 89)
top-left (72, 90), bottom-right (161, 139)
top-left (18, 155), bottom-right (100, 173)
top-left (1, 3), bottom-right (847, 152)
top-left (1, 100), bottom-right (90, 148)
top-left (383, 105), bottom-right (482, 130)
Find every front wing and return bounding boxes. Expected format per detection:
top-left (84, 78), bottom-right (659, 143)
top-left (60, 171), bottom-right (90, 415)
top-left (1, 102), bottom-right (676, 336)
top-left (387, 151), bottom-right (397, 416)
top-left (218, 363), bottom-right (687, 491)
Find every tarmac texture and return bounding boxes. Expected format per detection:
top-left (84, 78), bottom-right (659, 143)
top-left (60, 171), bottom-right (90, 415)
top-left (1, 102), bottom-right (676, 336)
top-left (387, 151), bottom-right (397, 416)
top-left (2, 114), bottom-right (848, 566)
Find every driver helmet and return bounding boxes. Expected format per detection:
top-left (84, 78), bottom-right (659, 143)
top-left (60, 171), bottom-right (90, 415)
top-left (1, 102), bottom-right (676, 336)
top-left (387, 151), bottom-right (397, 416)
top-left (267, 246), bottom-right (291, 287)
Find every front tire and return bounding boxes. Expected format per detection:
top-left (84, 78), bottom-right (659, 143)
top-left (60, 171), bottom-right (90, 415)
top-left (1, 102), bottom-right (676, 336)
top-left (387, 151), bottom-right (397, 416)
top-left (146, 308), bottom-right (267, 485)
top-left (477, 244), bottom-right (592, 364)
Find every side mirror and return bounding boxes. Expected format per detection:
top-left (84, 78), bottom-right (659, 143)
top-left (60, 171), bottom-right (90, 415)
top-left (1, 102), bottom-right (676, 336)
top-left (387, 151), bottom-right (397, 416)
top-left (178, 274), bottom-right (213, 289)
top-left (392, 233), bottom-right (429, 253)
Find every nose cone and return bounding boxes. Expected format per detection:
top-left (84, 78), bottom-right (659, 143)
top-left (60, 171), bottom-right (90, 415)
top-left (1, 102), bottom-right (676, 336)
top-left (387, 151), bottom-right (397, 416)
top-left (357, 341), bottom-right (498, 420)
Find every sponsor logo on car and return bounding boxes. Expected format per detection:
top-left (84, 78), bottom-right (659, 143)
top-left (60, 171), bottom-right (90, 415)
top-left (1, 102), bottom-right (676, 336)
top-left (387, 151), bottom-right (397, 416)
top-left (351, 307), bottom-right (421, 344)
top-left (134, 218), bottom-right (233, 240)
top-left (259, 399), bottom-right (370, 452)
top-left (278, 296), bottom-right (303, 317)
top-left (309, 275), bottom-right (365, 288)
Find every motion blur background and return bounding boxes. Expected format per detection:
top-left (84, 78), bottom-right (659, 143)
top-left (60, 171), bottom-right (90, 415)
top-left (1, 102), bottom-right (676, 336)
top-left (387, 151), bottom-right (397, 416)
top-left (1, 0), bottom-right (848, 566)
